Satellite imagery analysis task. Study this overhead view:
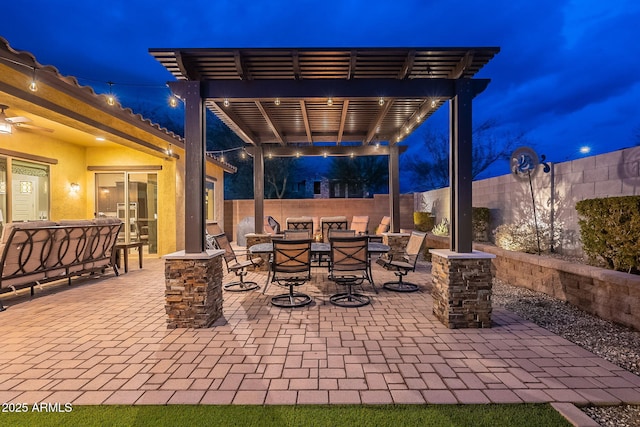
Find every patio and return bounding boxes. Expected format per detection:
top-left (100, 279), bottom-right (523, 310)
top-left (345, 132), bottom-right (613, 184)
top-left (1, 258), bottom-right (639, 410)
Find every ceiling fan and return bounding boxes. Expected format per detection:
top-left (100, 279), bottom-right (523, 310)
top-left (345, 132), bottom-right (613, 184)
top-left (0, 104), bottom-right (54, 134)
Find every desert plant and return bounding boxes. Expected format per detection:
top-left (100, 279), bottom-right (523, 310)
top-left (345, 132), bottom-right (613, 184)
top-left (493, 217), bottom-right (561, 254)
top-left (432, 218), bottom-right (449, 236)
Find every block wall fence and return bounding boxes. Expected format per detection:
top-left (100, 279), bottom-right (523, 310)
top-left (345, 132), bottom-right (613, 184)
top-left (415, 146), bottom-right (640, 256)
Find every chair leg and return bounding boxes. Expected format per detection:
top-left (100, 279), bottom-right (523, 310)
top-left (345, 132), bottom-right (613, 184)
top-left (383, 269), bottom-right (419, 292)
top-left (330, 280), bottom-right (370, 307)
top-left (224, 270), bottom-right (260, 292)
top-left (271, 283), bottom-right (312, 308)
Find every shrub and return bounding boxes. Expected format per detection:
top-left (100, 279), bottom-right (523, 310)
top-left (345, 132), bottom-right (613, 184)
top-left (432, 218), bottom-right (449, 236)
top-left (472, 207), bottom-right (491, 241)
top-left (493, 218), bottom-right (560, 254)
top-left (413, 212), bottom-right (435, 232)
top-left (576, 196), bottom-right (640, 273)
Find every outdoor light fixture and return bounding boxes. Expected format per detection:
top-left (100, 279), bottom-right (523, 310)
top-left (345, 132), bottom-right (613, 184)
top-left (169, 95), bottom-right (178, 108)
top-left (220, 155), bottom-right (225, 163)
top-left (327, 98), bottom-right (333, 106)
top-left (580, 146), bottom-right (591, 154)
top-left (274, 98), bottom-right (281, 106)
top-left (223, 98), bottom-right (230, 107)
top-left (69, 183), bottom-right (80, 193)
top-left (378, 97), bottom-right (385, 106)
top-left (166, 145), bottom-right (173, 156)
top-left (431, 99), bottom-right (437, 108)
top-left (28, 67), bottom-right (38, 92)
top-left (267, 152), bottom-right (273, 159)
top-left (106, 81), bottom-right (116, 106)
top-left (295, 151), bottom-right (301, 158)
top-left (95, 136), bottom-right (105, 141)
top-left (323, 152), bottom-right (328, 158)
top-left (0, 106), bottom-right (12, 135)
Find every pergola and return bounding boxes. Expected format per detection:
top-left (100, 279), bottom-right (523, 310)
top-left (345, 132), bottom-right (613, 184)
top-left (150, 47), bottom-right (499, 254)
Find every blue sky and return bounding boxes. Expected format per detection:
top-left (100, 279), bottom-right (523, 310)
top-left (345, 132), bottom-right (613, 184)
top-left (3, 0), bottom-right (639, 188)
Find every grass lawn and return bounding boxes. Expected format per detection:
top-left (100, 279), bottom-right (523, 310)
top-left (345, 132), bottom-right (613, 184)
top-left (1, 404), bottom-right (571, 426)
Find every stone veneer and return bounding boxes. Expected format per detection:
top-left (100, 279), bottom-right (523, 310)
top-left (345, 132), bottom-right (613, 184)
top-left (382, 233), bottom-right (410, 260)
top-left (430, 249), bottom-right (495, 329)
top-left (164, 250), bottom-right (225, 329)
top-left (245, 233), bottom-right (274, 271)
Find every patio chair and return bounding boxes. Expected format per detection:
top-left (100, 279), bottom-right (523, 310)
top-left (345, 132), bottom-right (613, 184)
top-left (286, 217), bottom-right (314, 233)
top-left (283, 229), bottom-right (312, 240)
top-left (328, 235), bottom-right (371, 307)
top-left (270, 239), bottom-right (313, 308)
top-left (212, 233), bottom-right (263, 292)
top-left (377, 230), bottom-right (426, 292)
top-left (369, 215), bottom-right (391, 243)
top-left (320, 216), bottom-right (348, 243)
top-left (350, 216), bottom-right (369, 235)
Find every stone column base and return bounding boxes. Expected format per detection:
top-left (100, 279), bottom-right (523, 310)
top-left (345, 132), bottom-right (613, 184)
top-left (430, 249), bottom-right (495, 328)
top-left (245, 233), bottom-right (273, 271)
top-left (164, 250), bottom-right (225, 329)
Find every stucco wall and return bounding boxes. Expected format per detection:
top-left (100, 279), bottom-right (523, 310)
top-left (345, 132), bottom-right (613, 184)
top-left (415, 146), bottom-right (640, 255)
top-left (224, 194), bottom-right (414, 242)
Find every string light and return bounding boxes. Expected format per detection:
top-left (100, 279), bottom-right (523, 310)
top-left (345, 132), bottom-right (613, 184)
top-left (169, 95), bottom-right (178, 108)
top-left (378, 97), bottom-right (385, 106)
top-left (106, 81), bottom-right (116, 106)
top-left (327, 98), bottom-right (333, 106)
top-left (28, 67), bottom-right (38, 92)
top-left (223, 98), bottom-right (230, 107)
top-left (274, 98), bottom-right (281, 106)
top-left (431, 99), bottom-right (437, 108)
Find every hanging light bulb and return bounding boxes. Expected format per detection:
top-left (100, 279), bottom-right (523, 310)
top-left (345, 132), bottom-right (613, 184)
top-left (323, 152), bottom-right (328, 158)
top-left (240, 150), bottom-right (246, 159)
top-left (378, 97), bottom-right (385, 106)
top-left (166, 145), bottom-right (173, 156)
top-left (267, 152), bottom-right (273, 159)
top-left (106, 81), bottom-right (116, 106)
top-left (327, 98), bottom-right (333, 106)
top-left (431, 99), bottom-right (437, 108)
top-left (223, 98), bottom-right (230, 107)
top-left (274, 98), bottom-right (281, 106)
top-left (220, 155), bottom-right (225, 163)
top-left (169, 95), bottom-right (178, 108)
top-left (28, 67), bottom-right (38, 92)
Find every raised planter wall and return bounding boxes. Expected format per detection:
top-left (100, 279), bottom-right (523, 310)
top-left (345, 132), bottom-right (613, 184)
top-left (425, 233), bottom-right (640, 331)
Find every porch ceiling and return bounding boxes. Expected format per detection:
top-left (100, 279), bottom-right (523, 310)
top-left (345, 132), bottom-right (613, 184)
top-left (150, 47), bottom-right (500, 147)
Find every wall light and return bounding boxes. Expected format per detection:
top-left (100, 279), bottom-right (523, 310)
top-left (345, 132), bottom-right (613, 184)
top-left (29, 67), bottom-right (38, 92)
top-left (70, 183), bottom-right (80, 193)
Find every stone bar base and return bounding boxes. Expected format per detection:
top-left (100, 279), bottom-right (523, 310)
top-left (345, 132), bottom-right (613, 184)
top-left (163, 250), bottom-right (225, 329)
top-left (245, 233), bottom-right (273, 271)
top-left (430, 249), bottom-right (496, 329)
top-left (382, 233), bottom-right (410, 260)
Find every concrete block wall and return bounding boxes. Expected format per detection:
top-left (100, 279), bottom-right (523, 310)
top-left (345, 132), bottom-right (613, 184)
top-left (415, 146), bottom-right (640, 255)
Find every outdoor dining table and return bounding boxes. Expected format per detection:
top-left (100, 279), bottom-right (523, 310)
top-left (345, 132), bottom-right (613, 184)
top-left (249, 241), bottom-right (390, 294)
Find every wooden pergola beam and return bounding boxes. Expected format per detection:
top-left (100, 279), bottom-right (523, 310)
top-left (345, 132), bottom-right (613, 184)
top-left (255, 101), bottom-right (285, 145)
top-left (299, 100), bottom-right (312, 144)
top-left (337, 100), bottom-right (349, 145)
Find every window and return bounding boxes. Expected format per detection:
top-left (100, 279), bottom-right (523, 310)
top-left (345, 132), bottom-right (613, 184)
top-left (0, 157), bottom-right (50, 222)
top-left (314, 181), bottom-right (321, 194)
top-left (205, 180), bottom-right (215, 221)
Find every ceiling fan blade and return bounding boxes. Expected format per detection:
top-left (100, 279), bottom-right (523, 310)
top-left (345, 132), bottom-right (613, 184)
top-left (14, 123), bottom-right (55, 133)
top-left (5, 116), bottom-right (31, 124)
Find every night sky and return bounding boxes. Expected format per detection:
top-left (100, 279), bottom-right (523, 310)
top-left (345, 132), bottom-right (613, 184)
top-left (3, 0), bottom-right (639, 188)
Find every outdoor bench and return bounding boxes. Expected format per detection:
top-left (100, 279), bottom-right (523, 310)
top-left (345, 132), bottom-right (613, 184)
top-left (0, 218), bottom-right (122, 311)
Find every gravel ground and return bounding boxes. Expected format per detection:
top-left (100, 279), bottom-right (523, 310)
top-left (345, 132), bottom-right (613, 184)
top-left (493, 279), bottom-right (640, 427)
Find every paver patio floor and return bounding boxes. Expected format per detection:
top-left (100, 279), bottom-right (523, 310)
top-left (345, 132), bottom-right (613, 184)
top-left (1, 257), bottom-right (639, 407)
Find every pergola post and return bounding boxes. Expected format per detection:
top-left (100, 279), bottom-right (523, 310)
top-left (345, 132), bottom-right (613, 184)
top-left (179, 81), bottom-right (206, 254)
top-left (449, 79), bottom-right (474, 253)
top-left (389, 144), bottom-right (400, 233)
top-left (253, 145), bottom-right (264, 234)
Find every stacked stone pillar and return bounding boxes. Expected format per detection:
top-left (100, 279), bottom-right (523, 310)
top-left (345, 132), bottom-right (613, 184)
top-left (430, 249), bottom-right (495, 328)
top-left (164, 250), bottom-right (225, 329)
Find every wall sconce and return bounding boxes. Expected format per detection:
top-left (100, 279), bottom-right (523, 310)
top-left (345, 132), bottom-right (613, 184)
top-left (70, 183), bottom-right (80, 193)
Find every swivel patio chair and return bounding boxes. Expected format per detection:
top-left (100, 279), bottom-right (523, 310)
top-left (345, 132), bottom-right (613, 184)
top-left (377, 230), bottom-right (426, 292)
top-left (270, 239), bottom-right (313, 308)
top-left (212, 233), bottom-right (263, 292)
top-left (320, 216), bottom-right (348, 242)
top-left (328, 235), bottom-right (371, 307)
top-left (369, 215), bottom-right (391, 243)
top-left (350, 216), bottom-right (370, 235)
top-left (283, 229), bottom-right (312, 240)
top-left (286, 217), bottom-right (314, 233)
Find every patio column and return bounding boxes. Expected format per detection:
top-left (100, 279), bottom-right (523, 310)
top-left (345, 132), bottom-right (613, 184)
top-left (254, 145), bottom-right (264, 234)
top-left (389, 144), bottom-right (400, 233)
top-left (449, 79), bottom-right (473, 253)
top-left (169, 80), bottom-right (206, 254)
